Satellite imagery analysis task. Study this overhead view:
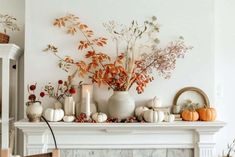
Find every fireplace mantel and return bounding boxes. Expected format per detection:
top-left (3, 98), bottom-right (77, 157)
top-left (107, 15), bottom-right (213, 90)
top-left (15, 119), bottom-right (225, 157)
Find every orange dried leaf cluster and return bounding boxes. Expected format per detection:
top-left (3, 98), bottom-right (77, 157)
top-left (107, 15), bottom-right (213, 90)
top-left (53, 14), bottom-right (107, 51)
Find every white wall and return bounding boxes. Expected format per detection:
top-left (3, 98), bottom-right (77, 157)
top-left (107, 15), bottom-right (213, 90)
top-left (214, 0), bottom-right (235, 155)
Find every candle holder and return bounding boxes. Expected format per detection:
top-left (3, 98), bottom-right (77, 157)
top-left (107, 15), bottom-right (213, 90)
top-left (81, 84), bottom-right (93, 119)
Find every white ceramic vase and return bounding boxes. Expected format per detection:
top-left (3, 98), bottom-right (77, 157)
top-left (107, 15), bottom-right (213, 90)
top-left (108, 91), bottom-right (135, 120)
top-left (26, 101), bottom-right (43, 122)
top-left (64, 96), bottom-right (75, 116)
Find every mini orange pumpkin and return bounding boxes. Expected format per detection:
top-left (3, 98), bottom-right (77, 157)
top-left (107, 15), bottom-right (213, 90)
top-left (181, 109), bottom-right (199, 121)
top-left (197, 107), bottom-right (216, 121)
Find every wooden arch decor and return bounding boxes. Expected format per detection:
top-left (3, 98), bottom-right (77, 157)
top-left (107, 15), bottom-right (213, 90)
top-left (173, 86), bottom-right (210, 108)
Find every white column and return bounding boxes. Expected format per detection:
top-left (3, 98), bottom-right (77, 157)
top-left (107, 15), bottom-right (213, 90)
top-left (1, 57), bottom-right (10, 149)
top-left (195, 129), bottom-right (216, 157)
top-left (14, 60), bottom-right (19, 153)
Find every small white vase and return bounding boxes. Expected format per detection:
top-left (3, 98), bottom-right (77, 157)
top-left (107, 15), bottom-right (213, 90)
top-left (64, 96), bottom-right (75, 116)
top-left (108, 91), bottom-right (135, 120)
top-left (26, 101), bottom-right (43, 122)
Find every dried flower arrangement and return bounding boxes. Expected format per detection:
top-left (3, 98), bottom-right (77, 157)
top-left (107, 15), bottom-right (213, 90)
top-left (27, 83), bottom-right (40, 103)
top-left (40, 77), bottom-right (77, 103)
top-left (0, 13), bottom-right (20, 43)
top-left (44, 14), bottom-right (192, 94)
top-left (0, 13), bottom-right (20, 33)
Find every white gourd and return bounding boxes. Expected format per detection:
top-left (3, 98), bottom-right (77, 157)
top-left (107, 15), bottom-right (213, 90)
top-left (63, 116), bottom-right (75, 122)
top-left (143, 109), bottom-right (165, 123)
top-left (146, 96), bottom-right (162, 108)
top-left (44, 108), bottom-right (64, 122)
top-left (92, 112), bottom-right (107, 123)
top-left (164, 113), bottom-right (175, 122)
top-left (135, 106), bottom-right (149, 117)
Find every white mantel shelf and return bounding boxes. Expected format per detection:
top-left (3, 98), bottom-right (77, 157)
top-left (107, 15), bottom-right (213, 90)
top-left (15, 119), bottom-right (225, 157)
top-left (15, 119), bottom-right (225, 131)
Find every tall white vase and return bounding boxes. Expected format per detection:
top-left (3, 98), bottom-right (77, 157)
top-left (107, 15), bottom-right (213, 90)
top-left (64, 96), bottom-right (75, 116)
top-left (108, 91), bottom-right (135, 120)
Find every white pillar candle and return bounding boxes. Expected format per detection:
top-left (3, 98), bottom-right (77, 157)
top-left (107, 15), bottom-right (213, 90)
top-left (86, 89), bottom-right (91, 118)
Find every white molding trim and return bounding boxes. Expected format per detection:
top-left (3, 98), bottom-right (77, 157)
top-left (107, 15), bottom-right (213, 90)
top-left (0, 44), bottom-right (22, 150)
top-left (0, 44), bottom-right (22, 60)
top-left (15, 120), bottom-right (225, 157)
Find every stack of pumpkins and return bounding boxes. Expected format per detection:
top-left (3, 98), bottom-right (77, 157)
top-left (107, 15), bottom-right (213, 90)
top-left (181, 105), bottom-right (217, 121)
top-left (135, 97), bottom-right (175, 123)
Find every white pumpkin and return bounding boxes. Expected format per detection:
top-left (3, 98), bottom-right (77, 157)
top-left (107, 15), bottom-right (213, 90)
top-left (63, 116), bottom-right (75, 122)
top-left (164, 113), bottom-right (175, 122)
top-left (44, 108), bottom-right (64, 122)
top-left (143, 109), bottom-right (165, 123)
top-left (92, 112), bottom-right (107, 123)
top-left (146, 96), bottom-right (162, 108)
top-left (135, 106), bottom-right (149, 117)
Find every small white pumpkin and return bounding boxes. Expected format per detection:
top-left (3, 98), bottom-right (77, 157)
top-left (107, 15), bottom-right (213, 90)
top-left (135, 106), bottom-right (149, 117)
top-left (143, 108), bottom-right (165, 123)
top-left (44, 108), bottom-right (64, 122)
top-left (63, 116), bottom-right (75, 122)
top-left (146, 96), bottom-right (162, 108)
top-left (164, 113), bottom-right (175, 122)
top-left (92, 112), bottom-right (107, 123)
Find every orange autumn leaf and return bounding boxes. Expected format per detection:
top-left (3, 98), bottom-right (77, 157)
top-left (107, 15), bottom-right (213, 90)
top-left (88, 59), bottom-right (99, 70)
top-left (53, 18), bottom-right (66, 27)
top-left (64, 56), bottom-right (74, 63)
top-left (76, 61), bottom-right (88, 77)
top-left (78, 40), bottom-right (90, 50)
top-left (114, 53), bottom-right (125, 65)
top-left (92, 37), bottom-right (107, 47)
top-left (85, 51), bottom-right (96, 58)
top-left (85, 30), bottom-right (94, 37)
top-left (92, 70), bottom-right (107, 86)
top-left (67, 27), bottom-right (77, 35)
top-left (79, 24), bottom-right (88, 30)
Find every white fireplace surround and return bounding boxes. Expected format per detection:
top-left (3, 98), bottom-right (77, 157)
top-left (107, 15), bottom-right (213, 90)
top-left (15, 120), bottom-right (225, 157)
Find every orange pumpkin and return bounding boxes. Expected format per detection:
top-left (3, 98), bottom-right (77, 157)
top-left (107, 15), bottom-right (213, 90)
top-left (197, 107), bottom-right (216, 121)
top-left (181, 109), bottom-right (199, 121)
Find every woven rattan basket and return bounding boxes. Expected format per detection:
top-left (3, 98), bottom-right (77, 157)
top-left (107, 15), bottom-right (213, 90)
top-left (0, 32), bottom-right (10, 43)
